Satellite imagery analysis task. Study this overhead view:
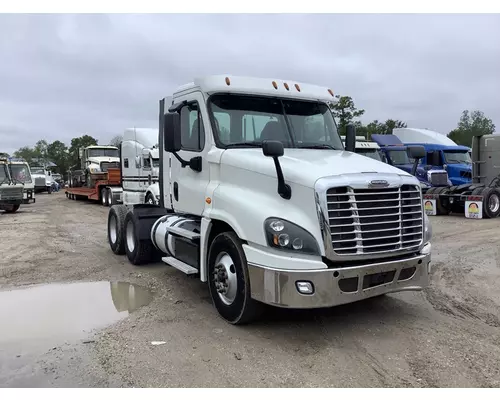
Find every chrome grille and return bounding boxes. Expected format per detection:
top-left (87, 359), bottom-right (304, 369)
top-left (0, 186), bottom-right (23, 200)
top-left (428, 171), bottom-right (449, 186)
top-left (326, 185), bottom-right (423, 255)
top-left (35, 177), bottom-right (46, 187)
top-left (100, 162), bottom-right (120, 172)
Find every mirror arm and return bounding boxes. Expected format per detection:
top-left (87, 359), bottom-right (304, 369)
top-left (172, 151), bottom-right (189, 168)
top-left (272, 157), bottom-right (291, 200)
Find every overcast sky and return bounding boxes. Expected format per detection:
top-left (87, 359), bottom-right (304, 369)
top-left (1, 13), bottom-right (499, 154)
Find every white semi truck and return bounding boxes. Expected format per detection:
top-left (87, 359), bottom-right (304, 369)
top-left (106, 75), bottom-right (433, 325)
top-left (30, 165), bottom-right (55, 194)
top-left (120, 128), bottom-right (160, 206)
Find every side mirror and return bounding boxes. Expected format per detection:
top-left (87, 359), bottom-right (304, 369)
top-left (345, 125), bottom-right (356, 152)
top-left (262, 140), bottom-right (284, 158)
top-left (163, 112), bottom-right (181, 153)
top-left (407, 145), bottom-right (425, 160)
top-left (78, 148), bottom-right (84, 159)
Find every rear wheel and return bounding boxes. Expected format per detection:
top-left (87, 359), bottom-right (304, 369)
top-left (434, 187), bottom-right (451, 215)
top-left (107, 189), bottom-right (114, 206)
top-left (207, 231), bottom-right (263, 325)
top-left (101, 188), bottom-right (108, 206)
top-left (124, 211), bottom-right (154, 265)
top-left (145, 193), bottom-right (156, 205)
top-left (108, 205), bottom-right (128, 255)
top-left (480, 187), bottom-right (500, 219)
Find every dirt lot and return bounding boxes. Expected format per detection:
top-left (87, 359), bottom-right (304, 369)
top-left (1, 192), bottom-right (500, 388)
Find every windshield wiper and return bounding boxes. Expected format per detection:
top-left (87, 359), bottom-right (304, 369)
top-left (11, 177), bottom-right (24, 185)
top-left (299, 144), bottom-right (337, 150)
top-left (225, 142), bottom-right (263, 148)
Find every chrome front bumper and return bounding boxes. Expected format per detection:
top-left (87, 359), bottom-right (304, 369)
top-left (247, 243), bottom-right (431, 309)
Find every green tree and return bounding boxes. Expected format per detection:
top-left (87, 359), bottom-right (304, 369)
top-left (330, 96), bottom-right (365, 136)
top-left (109, 135), bottom-right (123, 147)
top-left (13, 146), bottom-right (37, 164)
top-left (47, 140), bottom-right (69, 174)
top-left (0, 152), bottom-right (10, 158)
top-left (448, 110), bottom-right (496, 147)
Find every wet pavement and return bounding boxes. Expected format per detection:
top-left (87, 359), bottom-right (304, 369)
top-left (0, 281), bottom-right (152, 387)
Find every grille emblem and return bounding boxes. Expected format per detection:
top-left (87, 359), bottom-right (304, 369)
top-left (369, 179), bottom-right (389, 188)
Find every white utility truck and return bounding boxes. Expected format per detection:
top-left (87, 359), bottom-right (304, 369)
top-left (106, 75), bottom-right (433, 325)
top-left (8, 158), bottom-right (35, 203)
top-left (120, 128), bottom-right (160, 206)
top-left (1, 157), bottom-right (24, 213)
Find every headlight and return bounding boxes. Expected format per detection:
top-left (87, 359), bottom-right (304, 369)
top-left (423, 213), bottom-right (432, 244)
top-left (264, 217), bottom-right (320, 255)
top-left (90, 167), bottom-right (101, 173)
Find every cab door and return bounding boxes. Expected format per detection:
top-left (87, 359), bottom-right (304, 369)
top-left (169, 90), bottom-right (211, 216)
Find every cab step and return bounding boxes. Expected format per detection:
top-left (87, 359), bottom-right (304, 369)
top-left (162, 256), bottom-right (198, 275)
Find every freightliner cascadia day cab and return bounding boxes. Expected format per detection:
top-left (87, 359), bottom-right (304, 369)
top-left (106, 75), bottom-right (433, 325)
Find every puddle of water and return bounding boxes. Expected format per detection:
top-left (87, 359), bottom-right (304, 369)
top-left (0, 281), bottom-right (153, 346)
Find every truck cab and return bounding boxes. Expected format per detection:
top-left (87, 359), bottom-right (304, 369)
top-left (371, 134), bottom-right (450, 188)
top-left (0, 157), bottom-right (24, 213)
top-left (7, 158), bottom-right (35, 203)
top-left (392, 128), bottom-right (472, 186)
top-left (30, 165), bottom-right (55, 194)
top-left (341, 135), bottom-right (384, 162)
top-left (107, 75), bottom-right (432, 325)
top-left (120, 128), bottom-right (161, 205)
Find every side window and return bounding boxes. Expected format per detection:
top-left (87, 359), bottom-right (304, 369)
top-left (135, 157), bottom-right (141, 169)
top-left (180, 103), bottom-right (205, 152)
top-left (143, 157), bottom-right (151, 169)
top-left (124, 158), bottom-right (129, 168)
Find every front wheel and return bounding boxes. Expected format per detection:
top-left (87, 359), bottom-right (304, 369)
top-left (3, 204), bottom-right (20, 213)
top-left (145, 193), bottom-right (156, 205)
top-left (207, 231), bottom-right (263, 325)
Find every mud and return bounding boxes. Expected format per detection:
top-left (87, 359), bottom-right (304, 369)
top-left (1, 192), bottom-right (500, 387)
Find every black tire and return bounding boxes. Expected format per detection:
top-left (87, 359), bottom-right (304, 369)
top-left (108, 205), bottom-right (128, 255)
top-left (207, 231), bottom-right (263, 325)
top-left (4, 204), bottom-right (20, 213)
top-left (47, 186), bottom-right (52, 194)
top-left (124, 211), bottom-right (153, 265)
top-left (480, 187), bottom-right (500, 219)
top-left (108, 189), bottom-right (115, 206)
top-left (101, 188), bottom-right (108, 206)
top-left (145, 193), bottom-right (156, 205)
top-left (434, 187), bottom-right (451, 215)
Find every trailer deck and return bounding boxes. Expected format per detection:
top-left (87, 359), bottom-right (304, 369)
top-left (65, 168), bottom-right (122, 206)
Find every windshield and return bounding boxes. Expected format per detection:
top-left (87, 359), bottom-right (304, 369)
top-left (388, 149), bottom-right (410, 165)
top-left (152, 158), bottom-right (160, 168)
top-left (0, 164), bottom-right (10, 184)
top-left (357, 148), bottom-right (382, 162)
top-left (9, 164), bottom-right (32, 183)
top-left (31, 167), bottom-right (45, 175)
top-left (209, 94), bottom-right (343, 149)
top-left (88, 148), bottom-right (119, 158)
top-left (443, 151), bottom-right (471, 164)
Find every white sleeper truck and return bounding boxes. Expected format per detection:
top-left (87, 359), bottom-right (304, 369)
top-left (120, 128), bottom-right (160, 206)
top-left (106, 75), bottom-right (432, 325)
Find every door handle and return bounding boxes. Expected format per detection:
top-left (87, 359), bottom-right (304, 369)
top-left (174, 182), bottom-right (179, 201)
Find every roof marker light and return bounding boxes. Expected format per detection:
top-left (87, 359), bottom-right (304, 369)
top-left (272, 81), bottom-right (278, 89)
top-left (294, 84), bottom-right (301, 92)
top-left (284, 82), bottom-right (290, 91)
top-left (328, 89), bottom-right (334, 97)
top-left (225, 77), bottom-right (231, 86)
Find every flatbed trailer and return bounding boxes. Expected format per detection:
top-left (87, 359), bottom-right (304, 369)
top-left (65, 167), bottom-right (123, 206)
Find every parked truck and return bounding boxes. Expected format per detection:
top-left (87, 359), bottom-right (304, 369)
top-left (341, 135), bottom-right (384, 162)
top-left (30, 164), bottom-right (55, 194)
top-left (7, 158), bottom-right (35, 203)
top-left (1, 157), bottom-right (24, 213)
top-left (392, 128), bottom-right (472, 186)
top-left (120, 128), bottom-right (160, 206)
top-left (106, 75), bottom-right (433, 325)
top-left (371, 133), bottom-right (451, 189)
top-left (409, 134), bottom-right (500, 218)
top-left (66, 145), bottom-right (123, 206)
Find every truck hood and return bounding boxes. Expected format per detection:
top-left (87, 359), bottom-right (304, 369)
top-left (220, 148), bottom-right (411, 188)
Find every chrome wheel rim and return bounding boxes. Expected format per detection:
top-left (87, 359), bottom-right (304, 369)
top-left (102, 190), bottom-right (106, 205)
top-left (107, 190), bottom-right (112, 206)
top-left (126, 220), bottom-right (135, 252)
top-left (213, 252), bottom-right (237, 305)
top-left (489, 193), bottom-right (500, 213)
top-left (109, 214), bottom-right (117, 244)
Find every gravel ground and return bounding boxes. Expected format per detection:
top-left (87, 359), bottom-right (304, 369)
top-left (1, 192), bottom-right (500, 387)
